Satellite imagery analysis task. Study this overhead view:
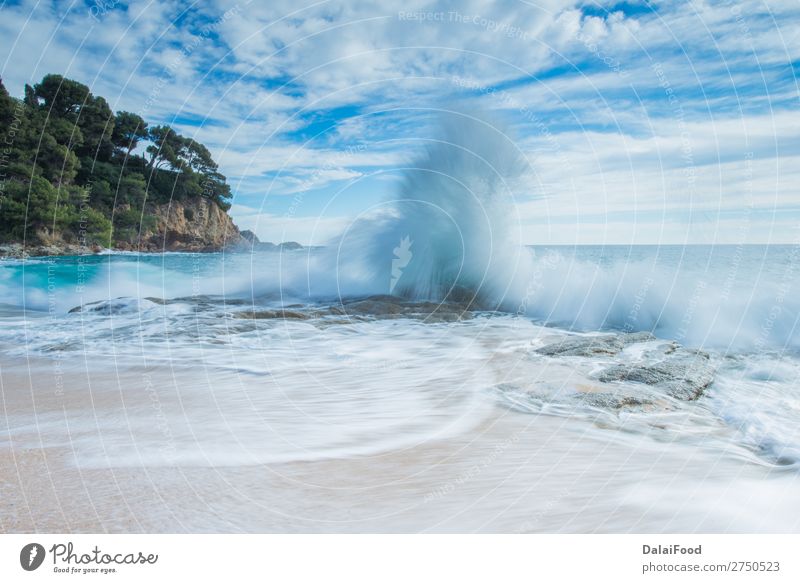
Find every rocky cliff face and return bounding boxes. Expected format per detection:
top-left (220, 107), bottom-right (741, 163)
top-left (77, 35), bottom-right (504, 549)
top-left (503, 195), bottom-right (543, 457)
top-left (116, 197), bottom-right (244, 252)
top-left (0, 198), bottom-right (301, 257)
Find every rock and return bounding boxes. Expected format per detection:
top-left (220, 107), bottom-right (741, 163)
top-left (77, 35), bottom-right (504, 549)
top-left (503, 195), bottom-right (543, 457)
top-left (68, 298), bottom-right (157, 315)
top-left (140, 296), bottom-right (249, 309)
top-left (575, 392), bottom-right (653, 409)
top-left (137, 198), bottom-right (244, 252)
top-left (2, 198), bottom-right (247, 256)
top-left (240, 230), bottom-right (260, 244)
top-left (0, 244), bottom-right (28, 259)
top-left (226, 229), bottom-right (260, 252)
top-left (229, 238), bottom-right (303, 252)
top-left (231, 296), bottom-right (475, 323)
top-left (492, 380), bottom-right (656, 414)
top-left (277, 241), bottom-right (303, 251)
top-left (530, 331), bottom-right (715, 404)
top-left (597, 349), bottom-right (714, 401)
top-left (0, 242), bottom-right (102, 258)
top-left (535, 331), bottom-right (656, 357)
top-left (235, 309), bottom-right (311, 320)
top-left (336, 295), bottom-right (474, 322)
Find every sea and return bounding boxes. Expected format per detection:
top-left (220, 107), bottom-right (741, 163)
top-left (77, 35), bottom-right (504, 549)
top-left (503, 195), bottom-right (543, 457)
top-left (0, 245), bottom-right (798, 474)
top-left (0, 116), bottom-right (798, 531)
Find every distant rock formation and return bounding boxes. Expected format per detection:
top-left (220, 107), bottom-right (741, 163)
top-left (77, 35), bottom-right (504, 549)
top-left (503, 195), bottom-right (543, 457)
top-left (231, 230), bottom-right (304, 253)
top-left (240, 230), bottom-right (259, 244)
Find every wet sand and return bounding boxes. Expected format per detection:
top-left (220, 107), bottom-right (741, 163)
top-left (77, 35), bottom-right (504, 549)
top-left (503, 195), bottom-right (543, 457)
top-left (1, 353), bottom-right (798, 533)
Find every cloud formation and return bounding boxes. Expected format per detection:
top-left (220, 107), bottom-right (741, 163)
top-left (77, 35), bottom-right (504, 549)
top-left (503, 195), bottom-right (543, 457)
top-left (1, 0), bottom-right (797, 243)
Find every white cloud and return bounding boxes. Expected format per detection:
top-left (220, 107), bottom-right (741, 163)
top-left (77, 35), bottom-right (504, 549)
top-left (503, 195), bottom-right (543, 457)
top-left (1, 0), bottom-right (797, 244)
top-left (230, 204), bottom-right (351, 245)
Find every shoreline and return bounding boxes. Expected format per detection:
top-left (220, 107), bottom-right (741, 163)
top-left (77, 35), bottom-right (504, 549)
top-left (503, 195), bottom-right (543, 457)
top-left (0, 241), bottom-right (305, 260)
top-left (1, 350), bottom-right (796, 533)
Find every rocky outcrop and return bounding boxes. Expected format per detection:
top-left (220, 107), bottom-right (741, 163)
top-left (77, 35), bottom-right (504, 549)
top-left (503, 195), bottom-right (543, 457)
top-left (529, 332), bottom-right (717, 409)
top-left (1, 198), bottom-right (246, 257)
top-left (331, 295), bottom-right (474, 322)
top-left (236, 309), bottom-right (312, 320)
top-left (240, 230), bottom-right (259, 244)
top-left (68, 297), bottom-right (159, 315)
top-left (116, 198), bottom-right (244, 252)
top-left (234, 295), bottom-right (475, 323)
top-left (597, 349), bottom-right (714, 401)
top-left (0, 242), bottom-right (103, 259)
top-left (535, 331), bottom-right (656, 357)
top-left (231, 229), bottom-right (304, 253)
top-left (0, 201), bottom-right (310, 257)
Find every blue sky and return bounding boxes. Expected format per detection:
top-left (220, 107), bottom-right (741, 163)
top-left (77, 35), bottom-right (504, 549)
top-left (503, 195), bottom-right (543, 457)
top-left (1, 0), bottom-right (798, 244)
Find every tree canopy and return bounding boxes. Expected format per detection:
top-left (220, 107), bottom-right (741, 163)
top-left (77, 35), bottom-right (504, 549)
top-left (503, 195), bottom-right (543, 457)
top-left (0, 74), bottom-right (233, 246)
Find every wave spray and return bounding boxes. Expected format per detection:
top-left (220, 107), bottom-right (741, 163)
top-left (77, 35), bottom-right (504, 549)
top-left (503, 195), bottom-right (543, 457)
top-left (326, 111), bottom-right (533, 308)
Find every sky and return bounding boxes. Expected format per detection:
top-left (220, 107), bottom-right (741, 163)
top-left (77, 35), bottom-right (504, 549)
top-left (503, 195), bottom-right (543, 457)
top-left (1, 0), bottom-right (798, 245)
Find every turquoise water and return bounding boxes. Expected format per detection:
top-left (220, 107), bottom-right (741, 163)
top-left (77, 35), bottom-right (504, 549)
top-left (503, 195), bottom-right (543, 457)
top-left (1, 245), bottom-right (799, 474)
top-left (524, 244), bottom-right (800, 350)
top-left (2, 244), bottom-right (799, 350)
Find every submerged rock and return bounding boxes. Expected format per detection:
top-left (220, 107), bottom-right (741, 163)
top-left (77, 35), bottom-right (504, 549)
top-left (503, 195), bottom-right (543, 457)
top-left (597, 349), bottom-right (714, 401)
top-left (530, 331), bottom-right (716, 406)
top-left (535, 331), bottom-right (656, 357)
top-left (335, 295), bottom-right (474, 322)
top-left (68, 297), bottom-right (157, 315)
top-left (575, 392), bottom-right (654, 409)
top-left (157, 295), bottom-right (249, 306)
top-left (492, 379), bottom-right (657, 414)
top-left (236, 309), bottom-right (311, 320)
top-left (230, 296), bottom-right (474, 323)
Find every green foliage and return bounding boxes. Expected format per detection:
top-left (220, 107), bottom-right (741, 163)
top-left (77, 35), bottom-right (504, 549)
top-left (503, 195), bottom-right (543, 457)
top-left (0, 176), bottom-right (60, 240)
top-left (0, 74), bottom-right (234, 247)
top-left (117, 173), bottom-right (148, 207)
top-left (75, 94), bottom-right (114, 160)
top-left (0, 182), bottom-right (32, 241)
top-left (0, 77), bottom-right (14, 126)
top-left (112, 111), bottom-right (148, 156)
top-left (80, 207), bottom-right (113, 246)
top-left (111, 207), bottom-right (156, 243)
top-left (146, 125), bottom-right (180, 170)
top-left (32, 74), bottom-right (89, 118)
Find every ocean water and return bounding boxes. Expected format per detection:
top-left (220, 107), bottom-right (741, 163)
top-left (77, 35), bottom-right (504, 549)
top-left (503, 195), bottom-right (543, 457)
top-left (0, 244), bottom-right (798, 472)
top-left (1, 117), bottom-right (798, 531)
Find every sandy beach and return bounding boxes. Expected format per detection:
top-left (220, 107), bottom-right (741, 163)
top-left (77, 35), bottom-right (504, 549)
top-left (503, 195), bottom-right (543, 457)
top-left (2, 350), bottom-right (797, 534)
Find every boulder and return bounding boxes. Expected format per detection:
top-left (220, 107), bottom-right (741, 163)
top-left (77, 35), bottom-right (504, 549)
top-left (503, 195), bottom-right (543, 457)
top-left (335, 295), bottom-right (473, 322)
top-left (235, 309), bottom-right (311, 320)
top-left (597, 349), bottom-right (714, 401)
top-left (531, 331), bottom-right (716, 404)
top-left (68, 297), bottom-right (157, 315)
top-left (535, 331), bottom-right (656, 357)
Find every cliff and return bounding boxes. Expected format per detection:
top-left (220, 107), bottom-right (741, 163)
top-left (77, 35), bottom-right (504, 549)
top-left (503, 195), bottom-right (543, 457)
top-left (0, 73), bottom-right (244, 259)
top-left (115, 198), bottom-right (244, 252)
top-left (0, 198), bottom-right (245, 258)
